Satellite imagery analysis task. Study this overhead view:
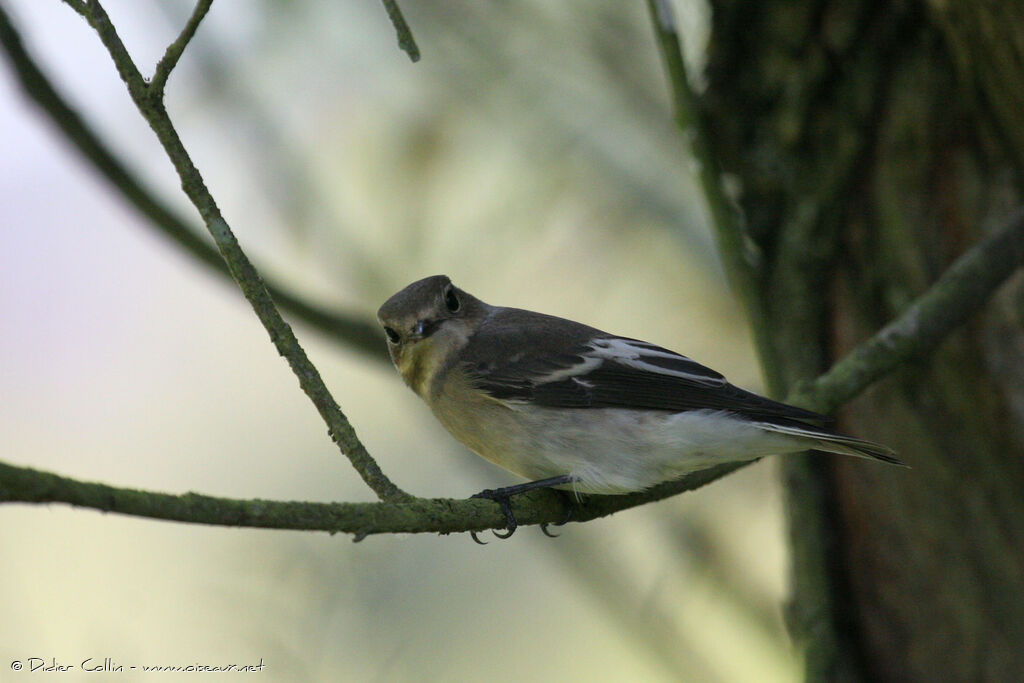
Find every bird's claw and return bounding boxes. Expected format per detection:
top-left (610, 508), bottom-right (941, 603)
top-left (539, 523), bottom-right (559, 538)
top-left (471, 488), bottom-right (519, 541)
top-left (539, 500), bottom-right (575, 537)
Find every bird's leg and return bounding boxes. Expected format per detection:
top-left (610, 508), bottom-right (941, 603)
top-left (470, 475), bottom-right (577, 542)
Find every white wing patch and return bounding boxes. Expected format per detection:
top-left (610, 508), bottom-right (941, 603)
top-left (587, 338), bottom-right (727, 387)
top-left (531, 354), bottom-right (602, 384)
top-left (527, 337), bottom-right (726, 387)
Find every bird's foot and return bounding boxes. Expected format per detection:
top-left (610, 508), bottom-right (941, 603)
top-left (469, 475), bottom-right (577, 544)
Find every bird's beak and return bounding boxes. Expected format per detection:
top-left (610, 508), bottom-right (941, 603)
top-left (409, 319), bottom-right (440, 340)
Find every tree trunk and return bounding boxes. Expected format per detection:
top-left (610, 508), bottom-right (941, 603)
top-left (701, 1), bottom-right (1024, 681)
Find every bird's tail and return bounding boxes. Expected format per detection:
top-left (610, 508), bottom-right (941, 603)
top-left (757, 421), bottom-right (907, 467)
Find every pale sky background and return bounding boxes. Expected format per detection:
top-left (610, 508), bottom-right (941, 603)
top-left (0, 2), bottom-right (798, 681)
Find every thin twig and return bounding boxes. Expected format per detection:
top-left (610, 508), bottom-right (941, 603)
top-left (0, 5), bottom-right (386, 361)
top-left (62, 0), bottom-right (87, 15)
top-left (65, 0), bottom-right (408, 501)
top-left (379, 0), bottom-right (420, 62)
top-left (644, 0), bottom-right (780, 392)
top-left (150, 0), bottom-right (214, 95)
top-left (71, 1), bottom-right (146, 103)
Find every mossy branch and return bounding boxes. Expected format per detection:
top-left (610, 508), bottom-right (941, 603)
top-left (0, 460), bottom-right (744, 540)
top-left (791, 206), bottom-right (1024, 413)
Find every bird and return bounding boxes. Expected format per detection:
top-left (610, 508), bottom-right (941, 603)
top-left (377, 275), bottom-right (903, 537)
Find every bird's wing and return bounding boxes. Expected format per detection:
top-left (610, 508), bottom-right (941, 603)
top-left (466, 334), bottom-right (828, 423)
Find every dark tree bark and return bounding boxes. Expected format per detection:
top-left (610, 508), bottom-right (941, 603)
top-left (701, 1), bottom-right (1024, 681)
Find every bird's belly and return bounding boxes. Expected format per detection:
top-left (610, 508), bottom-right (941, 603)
top-left (434, 399), bottom-right (798, 494)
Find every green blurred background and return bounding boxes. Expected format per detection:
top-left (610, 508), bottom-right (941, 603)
top-left (0, 1), bottom-right (799, 680)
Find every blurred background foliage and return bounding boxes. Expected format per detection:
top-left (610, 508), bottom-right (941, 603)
top-left (1, 1), bottom-right (801, 680)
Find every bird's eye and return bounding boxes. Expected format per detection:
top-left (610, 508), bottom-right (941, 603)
top-left (444, 286), bottom-right (460, 313)
top-left (383, 326), bottom-right (401, 343)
